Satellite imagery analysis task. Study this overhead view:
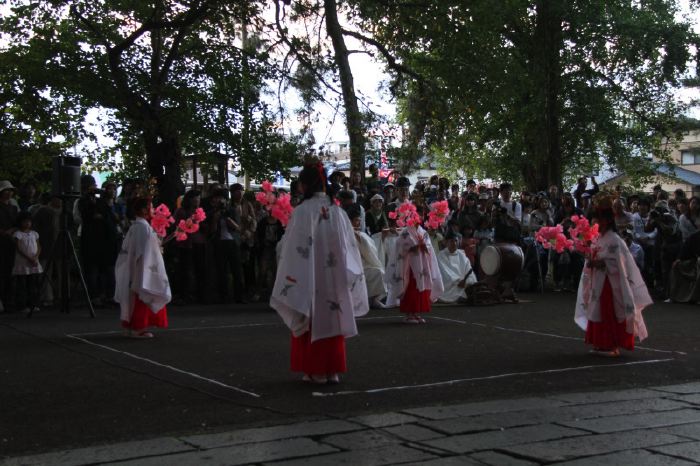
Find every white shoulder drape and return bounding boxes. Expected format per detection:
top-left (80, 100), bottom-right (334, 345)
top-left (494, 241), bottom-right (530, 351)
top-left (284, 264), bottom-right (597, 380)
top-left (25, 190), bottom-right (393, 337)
top-left (574, 230), bottom-right (651, 341)
top-left (271, 194), bottom-right (369, 342)
top-left (114, 218), bottom-right (171, 322)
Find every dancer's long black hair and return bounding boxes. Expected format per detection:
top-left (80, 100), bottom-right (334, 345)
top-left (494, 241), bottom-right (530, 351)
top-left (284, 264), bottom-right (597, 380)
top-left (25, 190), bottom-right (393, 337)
top-left (590, 207), bottom-right (617, 234)
top-left (299, 161), bottom-right (332, 202)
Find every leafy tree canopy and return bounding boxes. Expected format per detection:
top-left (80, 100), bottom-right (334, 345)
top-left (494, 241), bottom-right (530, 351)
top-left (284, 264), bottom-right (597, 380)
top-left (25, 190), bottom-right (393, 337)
top-left (351, 0), bottom-right (699, 190)
top-left (0, 0), bottom-right (304, 203)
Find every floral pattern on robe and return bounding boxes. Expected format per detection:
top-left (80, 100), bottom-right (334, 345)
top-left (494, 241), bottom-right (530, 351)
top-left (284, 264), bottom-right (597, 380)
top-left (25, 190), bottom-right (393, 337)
top-left (271, 193), bottom-right (369, 342)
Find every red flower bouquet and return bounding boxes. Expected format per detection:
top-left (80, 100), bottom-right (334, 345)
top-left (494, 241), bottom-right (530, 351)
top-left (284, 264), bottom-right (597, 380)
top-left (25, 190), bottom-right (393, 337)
top-left (426, 200), bottom-right (450, 230)
top-left (534, 224), bottom-right (574, 253)
top-left (388, 202), bottom-right (422, 228)
top-left (151, 204), bottom-right (206, 243)
top-left (568, 215), bottom-right (600, 255)
top-left (256, 180), bottom-right (294, 226)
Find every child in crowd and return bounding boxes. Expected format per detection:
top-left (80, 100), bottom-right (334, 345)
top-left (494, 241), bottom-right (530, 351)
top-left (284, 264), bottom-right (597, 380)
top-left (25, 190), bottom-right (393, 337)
top-left (12, 212), bottom-right (42, 313)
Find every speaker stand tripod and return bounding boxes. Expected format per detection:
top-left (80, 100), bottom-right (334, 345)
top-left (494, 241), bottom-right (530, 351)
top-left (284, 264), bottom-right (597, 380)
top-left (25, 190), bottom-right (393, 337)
top-left (30, 204), bottom-right (95, 318)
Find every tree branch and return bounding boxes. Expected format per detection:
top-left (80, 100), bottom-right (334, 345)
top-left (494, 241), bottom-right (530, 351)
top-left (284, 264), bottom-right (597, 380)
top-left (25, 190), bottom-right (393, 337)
top-left (340, 27), bottom-right (422, 81)
top-left (157, 1), bottom-right (216, 86)
top-left (274, 0), bottom-right (340, 98)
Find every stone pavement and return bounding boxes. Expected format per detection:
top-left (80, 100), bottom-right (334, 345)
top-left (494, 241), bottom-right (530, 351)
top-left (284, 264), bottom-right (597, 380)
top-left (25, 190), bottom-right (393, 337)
top-left (4, 382), bottom-right (700, 466)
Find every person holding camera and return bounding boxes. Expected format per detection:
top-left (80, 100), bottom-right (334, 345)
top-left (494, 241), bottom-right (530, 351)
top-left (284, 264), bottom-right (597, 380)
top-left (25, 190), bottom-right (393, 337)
top-left (573, 176), bottom-right (599, 210)
top-left (78, 175), bottom-right (119, 307)
top-left (646, 201), bottom-right (682, 300)
top-left (632, 197), bottom-right (657, 288)
top-left (207, 187), bottom-right (245, 304)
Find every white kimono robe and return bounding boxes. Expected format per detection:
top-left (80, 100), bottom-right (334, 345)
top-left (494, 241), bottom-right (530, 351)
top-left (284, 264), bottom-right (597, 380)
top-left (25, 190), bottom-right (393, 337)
top-left (384, 225), bottom-right (444, 307)
top-left (271, 193), bottom-right (369, 342)
top-left (356, 230), bottom-right (387, 300)
top-left (437, 248), bottom-right (477, 303)
top-left (575, 230), bottom-right (651, 341)
top-left (114, 217), bottom-right (171, 323)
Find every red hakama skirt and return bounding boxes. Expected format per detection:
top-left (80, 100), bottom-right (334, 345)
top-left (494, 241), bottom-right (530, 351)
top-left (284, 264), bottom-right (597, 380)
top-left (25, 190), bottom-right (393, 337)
top-left (121, 296), bottom-right (168, 331)
top-left (290, 332), bottom-right (346, 375)
top-left (585, 277), bottom-right (634, 351)
top-left (400, 272), bottom-right (432, 314)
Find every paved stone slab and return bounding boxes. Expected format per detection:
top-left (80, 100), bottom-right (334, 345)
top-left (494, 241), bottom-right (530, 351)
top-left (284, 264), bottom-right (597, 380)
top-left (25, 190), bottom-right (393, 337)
top-left (418, 398), bottom-right (688, 434)
top-left (552, 448), bottom-right (697, 465)
top-left (401, 456), bottom-right (483, 465)
top-left (382, 424), bottom-right (445, 442)
top-left (260, 444), bottom-right (437, 466)
top-left (423, 424), bottom-right (586, 454)
top-left (181, 419), bottom-right (361, 448)
top-left (559, 409), bottom-right (700, 434)
top-left (105, 438), bottom-right (337, 466)
top-left (651, 441), bottom-right (700, 463)
top-left (1, 437), bottom-right (192, 466)
top-left (348, 412), bottom-right (422, 428)
top-left (320, 430), bottom-right (399, 450)
top-left (657, 422), bottom-right (700, 440)
top-left (469, 451), bottom-right (538, 465)
top-left (670, 394), bottom-right (700, 406)
top-left (403, 397), bottom-right (567, 420)
top-left (503, 430), bottom-right (687, 463)
top-left (652, 383), bottom-right (700, 395)
top-left (547, 388), bottom-right (663, 405)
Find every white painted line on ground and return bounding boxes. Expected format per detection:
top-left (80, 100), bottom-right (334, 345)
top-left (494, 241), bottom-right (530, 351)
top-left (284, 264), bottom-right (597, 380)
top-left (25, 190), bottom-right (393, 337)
top-left (312, 358), bottom-right (676, 397)
top-left (66, 335), bottom-right (262, 398)
top-left (430, 316), bottom-right (688, 356)
top-left (70, 322), bottom-right (283, 337)
top-left (70, 315), bottom-right (399, 337)
top-left (357, 315), bottom-right (403, 321)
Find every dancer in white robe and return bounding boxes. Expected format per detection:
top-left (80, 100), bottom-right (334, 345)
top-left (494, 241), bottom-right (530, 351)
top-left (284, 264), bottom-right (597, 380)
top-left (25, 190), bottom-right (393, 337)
top-left (575, 207), bottom-right (651, 356)
top-left (271, 162), bottom-right (369, 384)
top-left (114, 198), bottom-right (170, 338)
top-left (385, 223), bottom-right (444, 323)
top-left (345, 205), bottom-right (387, 308)
top-left (437, 232), bottom-right (477, 303)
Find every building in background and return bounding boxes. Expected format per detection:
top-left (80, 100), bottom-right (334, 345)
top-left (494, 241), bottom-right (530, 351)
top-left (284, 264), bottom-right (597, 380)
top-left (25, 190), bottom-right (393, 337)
top-left (602, 131), bottom-right (700, 197)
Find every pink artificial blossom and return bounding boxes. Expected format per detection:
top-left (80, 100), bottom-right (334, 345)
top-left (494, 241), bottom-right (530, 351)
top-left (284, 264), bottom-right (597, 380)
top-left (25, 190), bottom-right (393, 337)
top-left (154, 204), bottom-right (172, 218)
top-left (393, 202), bottom-right (422, 228)
top-left (255, 191), bottom-right (270, 206)
top-left (271, 193), bottom-right (294, 226)
top-left (427, 200), bottom-right (449, 229)
top-left (568, 215), bottom-right (600, 255)
top-left (261, 180), bottom-right (274, 193)
top-left (152, 203), bottom-right (206, 243)
top-left (150, 203), bottom-right (175, 238)
top-left (535, 225), bottom-right (573, 252)
top-left (192, 208), bottom-right (206, 223)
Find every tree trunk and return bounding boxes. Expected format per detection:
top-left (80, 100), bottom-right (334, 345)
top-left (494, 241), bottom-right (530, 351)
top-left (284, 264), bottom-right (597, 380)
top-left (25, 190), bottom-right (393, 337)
top-left (324, 0), bottom-right (365, 177)
top-left (522, 0), bottom-right (563, 192)
top-left (144, 129), bottom-right (184, 207)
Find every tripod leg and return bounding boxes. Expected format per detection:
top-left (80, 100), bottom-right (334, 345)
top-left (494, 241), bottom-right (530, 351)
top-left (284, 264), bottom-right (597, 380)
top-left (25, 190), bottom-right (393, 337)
top-left (66, 232), bottom-right (96, 318)
top-left (537, 247), bottom-right (544, 293)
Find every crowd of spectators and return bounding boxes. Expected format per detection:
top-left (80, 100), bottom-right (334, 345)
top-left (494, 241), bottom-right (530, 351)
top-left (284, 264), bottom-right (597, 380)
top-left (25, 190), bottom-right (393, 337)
top-left (0, 168), bottom-right (698, 313)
